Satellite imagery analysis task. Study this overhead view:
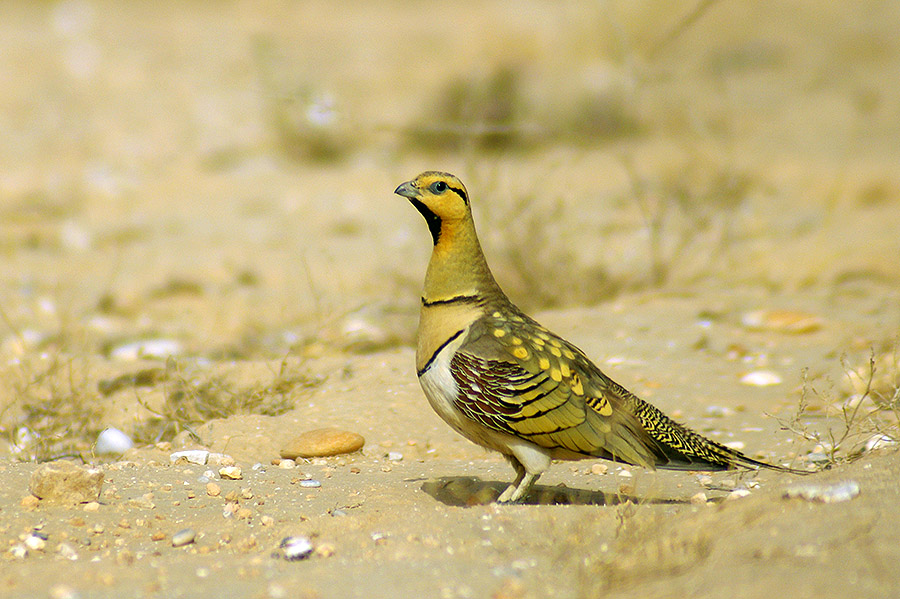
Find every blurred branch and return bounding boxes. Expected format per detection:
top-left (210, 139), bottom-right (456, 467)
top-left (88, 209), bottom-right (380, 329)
top-left (647, 0), bottom-right (723, 61)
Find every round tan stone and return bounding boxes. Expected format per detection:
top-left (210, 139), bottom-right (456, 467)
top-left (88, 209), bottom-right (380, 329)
top-left (280, 428), bottom-right (365, 459)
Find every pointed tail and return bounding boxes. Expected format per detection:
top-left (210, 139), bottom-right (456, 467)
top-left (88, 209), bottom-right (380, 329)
top-left (631, 397), bottom-right (808, 474)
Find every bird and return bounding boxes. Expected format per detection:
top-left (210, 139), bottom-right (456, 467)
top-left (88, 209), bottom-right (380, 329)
top-left (395, 171), bottom-right (801, 503)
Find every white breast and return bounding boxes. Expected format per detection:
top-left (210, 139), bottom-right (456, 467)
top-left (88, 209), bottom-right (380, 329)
top-left (417, 331), bottom-right (519, 456)
top-left (417, 330), bottom-right (554, 474)
top-left (418, 332), bottom-right (471, 436)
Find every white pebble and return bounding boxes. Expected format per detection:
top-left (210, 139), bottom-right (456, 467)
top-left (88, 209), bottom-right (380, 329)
top-left (279, 536), bottom-right (313, 561)
top-left (387, 451), bottom-right (403, 461)
top-left (169, 450), bottom-right (209, 465)
top-left (172, 528), bottom-right (196, 547)
top-left (110, 339), bottom-right (183, 361)
top-left (726, 489), bottom-right (751, 500)
top-left (740, 370), bottom-right (783, 386)
top-left (24, 533), bottom-right (47, 551)
top-left (56, 543), bottom-right (78, 561)
top-left (784, 480), bottom-right (860, 503)
top-left (95, 427), bottom-right (133, 455)
top-left (864, 434), bottom-right (896, 452)
top-left (207, 453), bottom-right (235, 467)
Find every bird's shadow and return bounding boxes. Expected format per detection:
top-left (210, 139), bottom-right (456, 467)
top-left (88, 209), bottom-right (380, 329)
top-left (420, 476), bottom-right (689, 507)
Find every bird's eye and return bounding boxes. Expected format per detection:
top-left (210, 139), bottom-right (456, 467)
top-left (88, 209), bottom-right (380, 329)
top-left (430, 181), bottom-right (448, 193)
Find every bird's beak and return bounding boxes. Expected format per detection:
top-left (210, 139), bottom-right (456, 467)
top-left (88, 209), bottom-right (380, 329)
top-left (394, 181), bottom-right (418, 199)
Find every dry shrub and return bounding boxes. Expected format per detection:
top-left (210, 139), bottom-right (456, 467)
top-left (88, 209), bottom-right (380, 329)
top-left (407, 66), bottom-right (527, 152)
top-left (774, 345), bottom-right (900, 466)
top-left (1, 354), bottom-right (104, 461)
top-left (481, 186), bottom-right (621, 310)
top-left (131, 357), bottom-right (322, 445)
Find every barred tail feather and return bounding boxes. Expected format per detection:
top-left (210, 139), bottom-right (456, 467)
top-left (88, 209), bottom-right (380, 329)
top-left (631, 397), bottom-right (804, 473)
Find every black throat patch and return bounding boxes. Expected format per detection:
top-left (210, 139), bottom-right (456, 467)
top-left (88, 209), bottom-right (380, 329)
top-left (410, 199), bottom-right (442, 245)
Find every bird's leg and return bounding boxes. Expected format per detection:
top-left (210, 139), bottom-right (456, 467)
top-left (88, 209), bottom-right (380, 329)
top-left (497, 455), bottom-right (540, 503)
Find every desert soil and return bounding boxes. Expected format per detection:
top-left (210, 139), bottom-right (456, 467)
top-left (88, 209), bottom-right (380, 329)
top-left (1, 1), bottom-right (900, 598)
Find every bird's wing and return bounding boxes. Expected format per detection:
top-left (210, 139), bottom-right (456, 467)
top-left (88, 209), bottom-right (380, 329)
top-left (449, 313), bottom-right (666, 468)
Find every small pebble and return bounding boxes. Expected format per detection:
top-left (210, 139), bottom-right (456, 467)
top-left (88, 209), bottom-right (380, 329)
top-left (590, 463), bottom-right (608, 475)
top-left (864, 434), bottom-right (896, 453)
top-left (804, 452), bottom-right (830, 465)
top-left (727, 489), bottom-right (752, 500)
top-left (219, 466), bottom-right (243, 480)
top-left (95, 427), bottom-right (134, 455)
top-left (207, 453), bottom-right (236, 467)
top-left (690, 492), bottom-right (708, 505)
top-left (110, 338), bottom-right (183, 361)
top-left (24, 532), bottom-right (47, 551)
top-left (172, 528), bottom-right (197, 547)
top-left (170, 450), bottom-right (210, 465)
top-left (703, 405), bottom-right (734, 418)
top-left (387, 451), bottom-right (403, 461)
top-left (49, 584), bottom-right (79, 599)
top-left (784, 480), bottom-right (860, 503)
top-left (740, 370), bottom-right (783, 386)
top-left (298, 479), bottom-right (321, 488)
top-left (206, 483), bottom-right (221, 497)
top-left (741, 309), bottom-right (822, 334)
top-left (83, 501), bottom-right (100, 512)
top-left (279, 536), bottom-right (313, 561)
top-left (280, 428), bottom-right (365, 459)
top-left (278, 459), bottom-right (296, 469)
top-left (56, 543), bottom-right (78, 561)
top-left (10, 544), bottom-right (27, 559)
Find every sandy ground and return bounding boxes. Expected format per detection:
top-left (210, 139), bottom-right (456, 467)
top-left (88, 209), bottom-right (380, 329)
top-left (2, 1), bottom-right (900, 597)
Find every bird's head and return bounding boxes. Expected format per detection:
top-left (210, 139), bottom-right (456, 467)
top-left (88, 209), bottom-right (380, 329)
top-left (395, 171), bottom-right (469, 244)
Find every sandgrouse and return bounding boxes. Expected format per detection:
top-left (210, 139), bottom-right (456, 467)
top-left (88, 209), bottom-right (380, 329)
top-left (396, 171), bottom-right (796, 503)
